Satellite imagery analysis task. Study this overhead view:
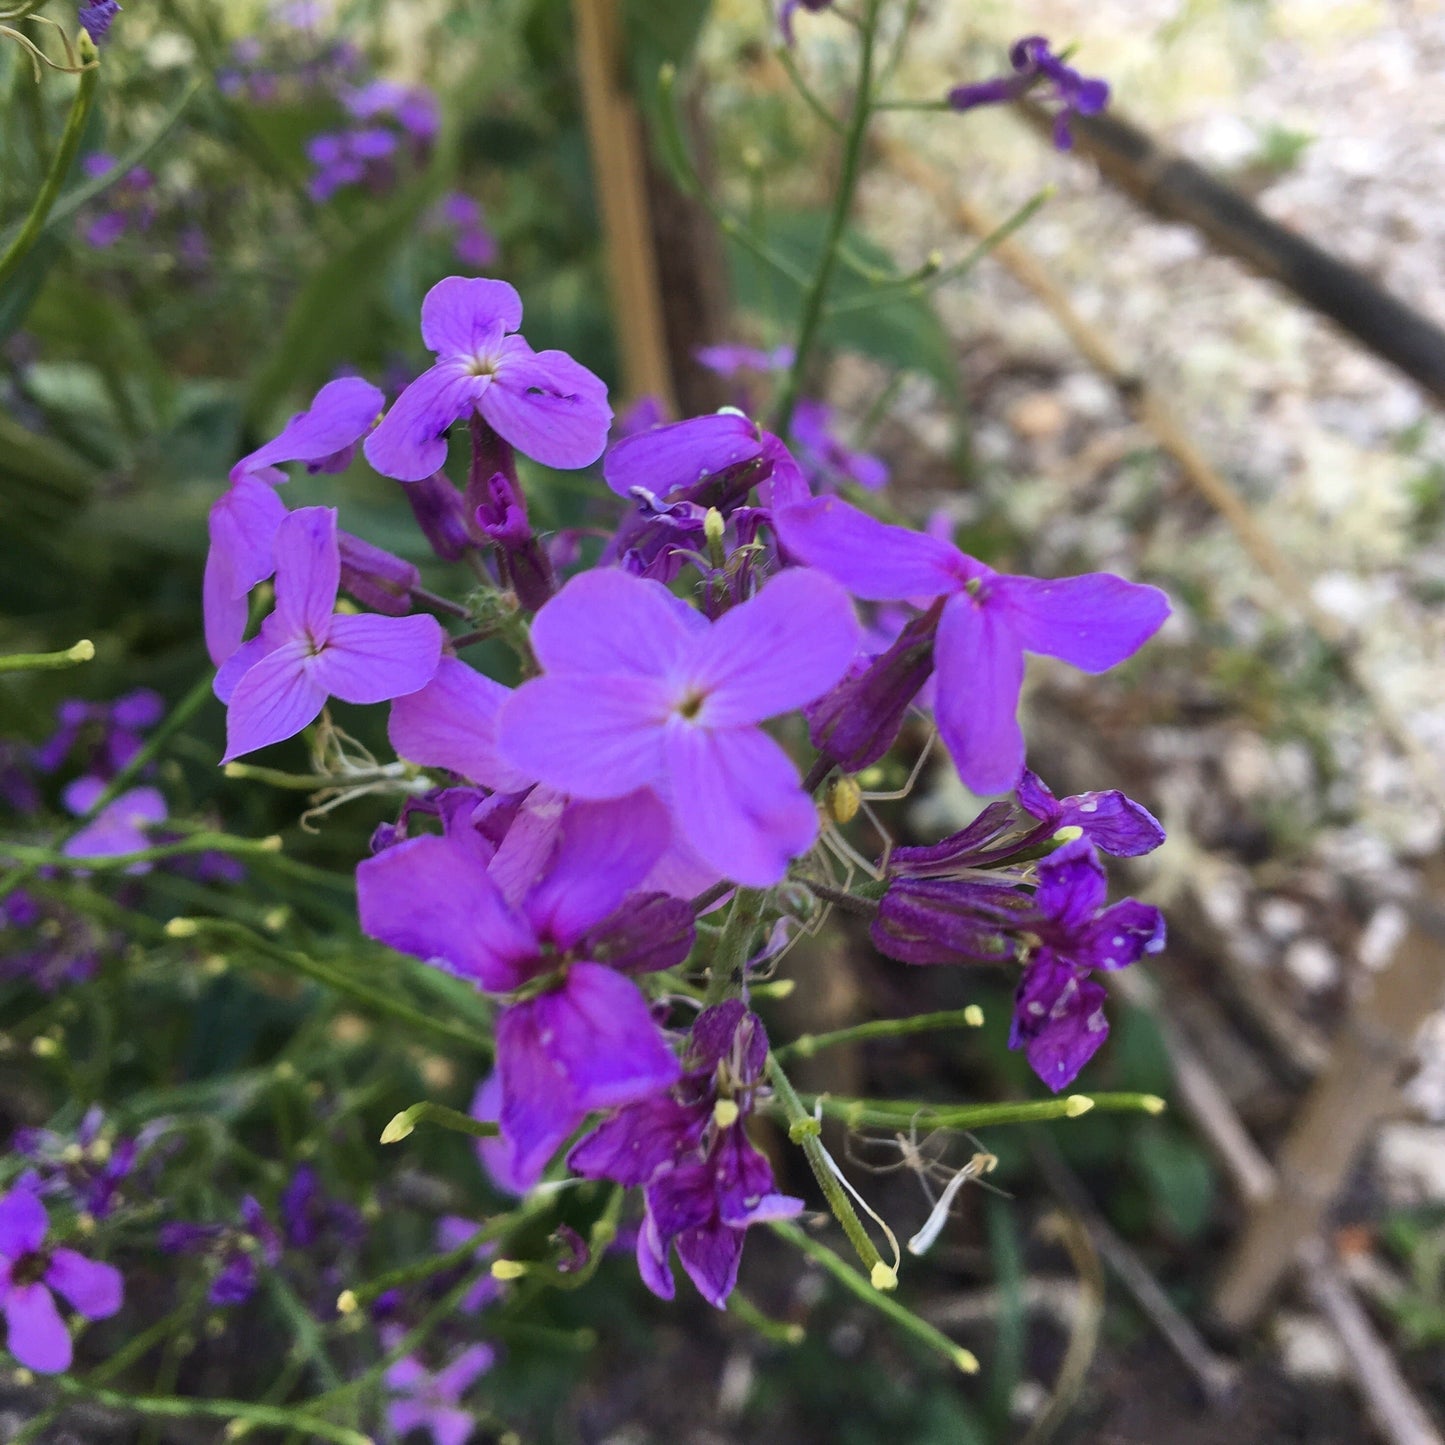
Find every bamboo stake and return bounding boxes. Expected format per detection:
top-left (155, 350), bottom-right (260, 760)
top-left (571, 0), bottom-right (677, 411)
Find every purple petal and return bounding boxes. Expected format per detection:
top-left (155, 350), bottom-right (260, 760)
top-left (582, 892), bottom-right (696, 975)
top-left (213, 629), bottom-right (277, 705)
top-left (567, 1095), bottom-right (706, 1187)
top-left (675, 1222), bottom-right (744, 1309)
top-left (363, 362), bottom-right (483, 482)
top-left (664, 725), bottom-right (818, 887)
top-left (773, 496), bottom-right (964, 602)
top-left (419, 276), bottom-right (523, 355)
top-left (4, 1284), bottom-right (70, 1373)
top-left (1035, 836), bottom-right (1108, 931)
top-left (434, 1342), bottom-right (495, 1399)
top-left (231, 377), bottom-right (383, 482)
top-left (271, 507), bottom-right (340, 642)
top-left (603, 413), bottom-right (765, 500)
top-left (691, 568), bottom-right (859, 726)
top-left (934, 593), bottom-right (1026, 795)
top-left (388, 657), bottom-right (533, 792)
top-left (946, 76), bottom-right (1025, 111)
top-left (204, 477), bottom-right (289, 664)
top-left (495, 1003), bottom-right (588, 1189)
top-left (994, 572), bottom-right (1170, 673)
top-left (524, 793), bottom-right (673, 946)
top-left (45, 1250), bottom-right (122, 1320)
top-left (1010, 954), bottom-right (1110, 1092)
top-left (528, 568), bottom-right (707, 678)
top-left (0, 1187), bottom-right (48, 1259)
top-left (429, 1408), bottom-right (479, 1445)
top-left (1078, 899), bottom-right (1166, 971)
top-left (497, 676), bottom-right (670, 799)
top-left (63, 787), bottom-right (167, 865)
top-left (357, 834), bottom-right (535, 992)
top-left (221, 641), bottom-right (328, 762)
top-left (470, 1074), bottom-right (531, 1196)
top-left (636, 1210), bottom-right (676, 1300)
top-left (386, 1400), bottom-right (429, 1437)
top-left (482, 344), bottom-right (612, 470)
top-left (313, 613), bottom-right (442, 704)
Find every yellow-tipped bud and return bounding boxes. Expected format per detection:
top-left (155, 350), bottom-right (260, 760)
top-left (336, 1289), bottom-right (359, 1315)
top-left (751, 977), bottom-right (796, 1000)
top-left (870, 1262), bottom-right (898, 1292)
top-left (31, 1037), bottom-right (59, 1058)
top-left (260, 835), bottom-right (283, 853)
top-left (12, 1368), bottom-right (33, 1387)
top-left (783, 1323), bottom-right (806, 1346)
top-left (68, 639), bottom-right (96, 662)
top-left (1140, 1094), bottom-right (1167, 1115)
top-left (704, 507), bottom-right (726, 546)
top-left (826, 775), bottom-right (863, 825)
top-left (165, 917), bottom-right (200, 938)
top-left (953, 1347), bottom-right (981, 1374)
top-left (491, 1259), bottom-right (527, 1281)
top-left (261, 907), bottom-right (288, 932)
top-left (963, 1004), bottom-right (984, 1027)
top-left (223, 763), bottom-right (245, 777)
top-left (713, 1098), bottom-right (741, 1130)
top-left (379, 1113), bottom-right (414, 1145)
top-left (1064, 1094), bottom-right (1095, 1117)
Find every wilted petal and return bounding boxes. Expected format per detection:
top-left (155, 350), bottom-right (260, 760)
top-left (420, 275), bottom-right (523, 355)
top-left (995, 572), bottom-right (1169, 673)
top-left (675, 1221), bottom-right (744, 1309)
top-left (934, 594), bottom-right (1026, 795)
top-left (772, 495), bottom-right (963, 602)
top-left (482, 345), bottom-right (612, 471)
top-left (363, 362), bottom-right (483, 482)
top-left (221, 641), bottom-right (328, 762)
top-left (664, 725), bottom-right (818, 888)
top-left (567, 1095), bottom-right (705, 1187)
top-left (1010, 953), bottom-right (1110, 1092)
top-left (692, 568), bottom-right (859, 726)
top-left (313, 613), bottom-right (442, 705)
top-left (45, 1249), bottom-right (123, 1320)
top-left (582, 892), bottom-right (696, 976)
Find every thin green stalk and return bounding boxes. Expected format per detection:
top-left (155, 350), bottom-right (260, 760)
top-left (799, 1091), bottom-right (1166, 1131)
top-left (0, 832), bottom-right (288, 873)
top-left (773, 0), bottom-right (880, 435)
top-left (0, 39), bottom-right (96, 288)
top-left (703, 887), bottom-right (767, 1005)
top-left (772, 1219), bottom-right (979, 1373)
top-left (0, 638), bottom-right (93, 672)
top-left (379, 1099), bottom-right (500, 1146)
top-left (774, 1005), bottom-right (985, 1063)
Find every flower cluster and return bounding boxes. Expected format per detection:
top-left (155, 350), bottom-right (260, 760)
top-left (307, 80), bottom-right (439, 203)
top-left (202, 272), bottom-right (1169, 1305)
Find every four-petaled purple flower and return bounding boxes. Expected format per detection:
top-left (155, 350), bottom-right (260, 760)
top-left (60, 778), bottom-right (167, 870)
top-left (0, 1186), bottom-right (123, 1373)
top-left (948, 35), bottom-right (1109, 151)
top-left (386, 1343), bottom-right (493, 1445)
top-left (358, 790), bottom-right (692, 1188)
top-left (214, 506), bottom-right (442, 762)
top-left (774, 494), bottom-right (1169, 794)
top-left (364, 277), bottom-right (612, 481)
top-left (1008, 837), bottom-right (1165, 1089)
top-left (497, 566), bottom-right (859, 887)
top-left (158, 1195), bottom-right (281, 1306)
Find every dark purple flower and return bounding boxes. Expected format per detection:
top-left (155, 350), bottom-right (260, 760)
top-left (78, 0), bottom-right (120, 42)
top-left (401, 471), bottom-right (481, 562)
top-left (774, 495), bottom-right (1169, 794)
top-left (474, 469), bottom-right (556, 612)
top-left (873, 873), bottom-right (1035, 968)
top-left (434, 1215), bottom-right (501, 1314)
top-left (364, 278), bottom-right (612, 480)
top-left (386, 1343), bottom-right (493, 1445)
top-left (0, 893), bottom-right (104, 991)
top-left (496, 566), bottom-right (859, 887)
top-left (1016, 769), bottom-right (1165, 857)
top-left (11, 1108), bottom-right (146, 1221)
top-left (213, 507), bottom-right (443, 762)
top-left (0, 1186), bottom-right (123, 1373)
top-left (429, 193), bottom-right (498, 270)
top-left (948, 35), bottom-right (1109, 150)
top-left (36, 687), bottom-right (162, 777)
top-left (159, 1195), bottom-right (280, 1307)
top-left (77, 158), bottom-right (153, 248)
top-left (358, 791), bottom-right (689, 1188)
top-left (336, 530), bottom-right (421, 616)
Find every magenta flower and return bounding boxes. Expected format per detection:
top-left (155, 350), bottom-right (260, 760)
top-left (386, 1344), bottom-right (493, 1445)
top-left (0, 1186), bottom-right (123, 1373)
top-left (214, 507), bottom-right (442, 762)
top-left (363, 277), bottom-right (612, 481)
top-left (496, 567), bottom-right (859, 887)
top-left (358, 791), bottom-right (689, 1187)
top-left (204, 376), bottom-right (383, 665)
top-left (774, 495), bottom-right (1169, 794)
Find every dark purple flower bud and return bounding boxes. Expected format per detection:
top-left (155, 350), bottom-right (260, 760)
top-left (887, 800), bottom-right (1027, 877)
top-left (337, 530), bottom-right (419, 615)
top-left (475, 471), bottom-right (556, 612)
top-left (581, 893), bottom-right (696, 976)
top-left (403, 471), bottom-right (479, 561)
top-left (872, 876), bottom-right (1033, 967)
top-left (807, 599), bottom-right (942, 772)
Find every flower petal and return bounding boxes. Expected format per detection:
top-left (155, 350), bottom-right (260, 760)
top-left (934, 593), bottom-right (1026, 795)
top-left (204, 476), bottom-right (288, 664)
top-left (221, 640), bottom-right (328, 763)
top-left (388, 657), bottom-right (533, 792)
top-left (420, 275), bottom-right (523, 355)
top-left (231, 377), bottom-right (383, 482)
top-left (481, 345), bottom-right (612, 470)
top-left (664, 725), bottom-right (818, 888)
top-left (0, 1187), bottom-right (47, 1259)
top-left (271, 506), bottom-right (341, 642)
top-left (994, 572), bottom-right (1170, 673)
top-left (691, 568), bottom-right (859, 725)
top-left (497, 675), bottom-right (670, 800)
top-left (603, 412), bottom-right (765, 499)
top-left (313, 613), bottom-right (442, 705)
top-left (45, 1249), bottom-right (122, 1320)
top-left (363, 362), bottom-right (483, 482)
top-left (1078, 899), bottom-right (1166, 971)
top-left (528, 568), bottom-right (706, 679)
top-left (357, 834), bottom-right (534, 993)
top-left (1010, 953), bottom-right (1110, 1092)
top-left (772, 495), bottom-right (964, 601)
top-left (4, 1284), bottom-right (70, 1373)
top-left (1035, 836), bottom-right (1109, 931)
top-left (212, 629), bottom-right (278, 705)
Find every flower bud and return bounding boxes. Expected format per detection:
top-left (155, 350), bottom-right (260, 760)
top-left (337, 531), bottom-right (419, 616)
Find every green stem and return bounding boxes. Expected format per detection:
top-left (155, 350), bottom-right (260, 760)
top-left (774, 1006), bottom-right (985, 1064)
top-left (0, 40), bottom-right (96, 289)
top-left (771, 1219), bottom-right (979, 1373)
top-left (380, 1099), bottom-right (500, 1145)
top-left (798, 1091), bottom-right (1166, 1131)
top-left (0, 833), bottom-right (288, 873)
top-left (703, 887), bottom-right (767, 1005)
top-left (772, 0), bottom-right (880, 436)
top-left (0, 638), bottom-right (93, 672)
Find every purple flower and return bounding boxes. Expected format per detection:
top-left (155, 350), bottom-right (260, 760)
top-left (0, 1186), bottom-right (123, 1373)
top-left (12, 1108), bottom-right (148, 1221)
top-left (78, 0), bottom-right (120, 42)
top-left (60, 778), bottom-right (167, 869)
top-left (159, 1196), bottom-right (281, 1307)
top-left (774, 495), bottom-right (1169, 794)
top-left (429, 193), bottom-right (498, 270)
top-left (1016, 769), bottom-right (1165, 857)
top-left (364, 278), bottom-right (612, 480)
top-left (213, 507), bottom-right (442, 762)
top-left (496, 567), bottom-right (859, 887)
top-left (790, 399), bottom-right (888, 492)
top-left (386, 1344), bottom-right (493, 1445)
top-left (204, 375), bottom-right (383, 665)
top-left (78, 158), bottom-right (154, 248)
top-left (695, 344), bottom-right (794, 376)
top-left (358, 790), bottom-right (690, 1188)
top-left (1008, 838), bottom-right (1164, 1089)
top-left (36, 687), bottom-right (162, 776)
top-left (948, 36), bottom-right (1109, 151)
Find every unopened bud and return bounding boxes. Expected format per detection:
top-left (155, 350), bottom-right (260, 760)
top-left (953, 1347), bottom-right (980, 1374)
top-left (165, 917), bottom-right (200, 938)
top-left (379, 1113), bottom-right (414, 1145)
top-left (490, 1259), bottom-right (527, 1281)
top-left (1139, 1094), bottom-right (1166, 1115)
top-left (870, 1262), bottom-right (898, 1291)
top-left (963, 1004), bottom-right (985, 1027)
top-left (826, 775), bottom-right (862, 825)
top-left (336, 1289), bottom-right (359, 1315)
top-left (1064, 1094), bottom-right (1094, 1117)
top-left (31, 1037), bottom-right (59, 1058)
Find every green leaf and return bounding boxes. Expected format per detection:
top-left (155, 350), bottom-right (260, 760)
top-left (726, 210), bottom-right (958, 387)
top-left (1132, 1123), bottom-right (1217, 1240)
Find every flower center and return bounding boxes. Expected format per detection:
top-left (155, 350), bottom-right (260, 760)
top-left (675, 688), bottom-right (706, 722)
top-left (464, 352), bottom-right (500, 379)
top-left (11, 1250), bottom-right (48, 1287)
